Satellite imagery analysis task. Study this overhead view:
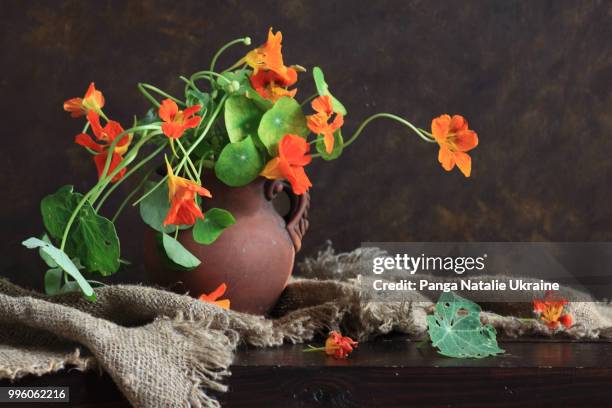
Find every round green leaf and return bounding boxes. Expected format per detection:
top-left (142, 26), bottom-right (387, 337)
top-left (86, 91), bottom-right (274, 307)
top-left (161, 232), bottom-right (201, 269)
top-left (40, 186), bottom-right (120, 276)
top-left (312, 66), bottom-right (347, 116)
top-left (214, 136), bottom-right (264, 187)
top-left (224, 95), bottom-right (264, 143)
top-left (315, 129), bottom-right (344, 161)
top-left (426, 292), bottom-right (505, 358)
top-left (193, 208), bottom-right (236, 245)
top-left (257, 97), bottom-right (308, 154)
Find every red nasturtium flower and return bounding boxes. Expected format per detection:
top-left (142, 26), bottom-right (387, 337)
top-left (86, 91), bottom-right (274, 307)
top-left (74, 111), bottom-right (132, 183)
top-left (63, 82), bottom-right (105, 118)
top-left (250, 68), bottom-right (298, 102)
top-left (244, 28), bottom-right (292, 83)
top-left (163, 158), bottom-right (212, 227)
top-left (306, 95), bottom-right (344, 154)
top-left (431, 114), bottom-right (478, 177)
top-left (533, 292), bottom-right (573, 330)
top-left (158, 99), bottom-right (202, 139)
top-left (199, 283), bottom-right (230, 310)
top-left (260, 134), bottom-right (312, 195)
top-left (324, 331), bottom-right (358, 359)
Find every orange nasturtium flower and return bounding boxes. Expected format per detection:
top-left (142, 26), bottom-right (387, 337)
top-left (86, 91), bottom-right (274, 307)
top-left (250, 68), bottom-right (298, 102)
top-left (74, 111), bottom-right (132, 183)
top-left (325, 331), bottom-right (358, 359)
top-left (306, 95), bottom-right (344, 154)
top-left (63, 82), bottom-right (105, 118)
top-left (163, 158), bottom-right (212, 227)
top-left (198, 283), bottom-right (230, 310)
top-left (431, 114), bottom-right (479, 177)
top-left (260, 134), bottom-right (312, 195)
top-left (533, 292), bottom-right (573, 330)
top-left (158, 99), bottom-right (202, 139)
top-left (243, 28), bottom-right (292, 83)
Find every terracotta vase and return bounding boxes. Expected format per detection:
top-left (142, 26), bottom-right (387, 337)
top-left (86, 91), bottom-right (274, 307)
top-left (143, 176), bottom-right (310, 315)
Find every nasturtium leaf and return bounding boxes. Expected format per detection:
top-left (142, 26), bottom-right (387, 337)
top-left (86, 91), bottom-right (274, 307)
top-left (161, 232), bottom-right (201, 269)
top-left (245, 87), bottom-right (273, 111)
top-left (426, 292), bottom-right (504, 358)
top-left (312, 66), bottom-right (347, 116)
top-left (192, 208), bottom-right (236, 245)
top-left (315, 129), bottom-right (344, 160)
top-left (39, 234), bottom-right (58, 268)
top-left (257, 97), bottom-right (309, 154)
top-left (40, 186), bottom-right (120, 276)
top-left (22, 237), bottom-right (96, 301)
top-left (224, 95), bottom-right (264, 143)
top-left (139, 181), bottom-right (186, 233)
top-left (214, 136), bottom-right (264, 187)
top-left (44, 268), bottom-right (63, 295)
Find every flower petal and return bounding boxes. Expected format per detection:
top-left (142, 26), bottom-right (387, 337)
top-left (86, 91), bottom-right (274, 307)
top-left (75, 133), bottom-right (103, 152)
top-left (454, 130), bottom-right (479, 152)
top-left (431, 114), bottom-right (451, 142)
top-left (454, 151), bottom-right (472, 177)
top-left (438, 145), bottom-right (456, 171)
top-left (159, 99), bottom-right (178, 122)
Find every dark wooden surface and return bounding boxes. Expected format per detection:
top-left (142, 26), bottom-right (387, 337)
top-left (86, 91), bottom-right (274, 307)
top-left (2, 337), bottom-right (612, 407)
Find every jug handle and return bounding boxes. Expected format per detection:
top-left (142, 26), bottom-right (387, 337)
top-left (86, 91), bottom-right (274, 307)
top-left (264, 180), bottom-right (310, 252)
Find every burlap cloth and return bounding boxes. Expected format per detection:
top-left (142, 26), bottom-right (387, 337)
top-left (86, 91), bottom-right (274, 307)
top-left (1, 245), bottom-right (611, 407)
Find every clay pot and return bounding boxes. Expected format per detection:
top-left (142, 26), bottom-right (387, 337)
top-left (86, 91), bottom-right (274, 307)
top-left (143, 176), bottom-right (309, 315)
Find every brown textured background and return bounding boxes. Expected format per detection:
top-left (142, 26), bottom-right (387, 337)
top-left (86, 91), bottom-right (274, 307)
top-left (1, 0), bottom-right (611, 291)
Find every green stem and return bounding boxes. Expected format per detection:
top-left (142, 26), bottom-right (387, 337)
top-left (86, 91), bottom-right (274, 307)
top-left (131, 95), bottom-right (228, 207)
top-left (175, 139), bottom-right (200, 183)
top-left (209, 37), bottom-right (252, 86)
top-left (60, 132), bottom-right (156, 251)
top-left (111, 169), bottom-right (154, 223)
top-left (303, 346), bottom-right (326, 352)
top-left (138, 83), bottom-right (185, 108)
top-left (300, 93), bottom-right (318, 107)
top-left (91, 124), bottom-right (162, 203)
top-left (94, 140), bottom-right (166, 211)
top-left (312, 113), bottom-right (435, 159)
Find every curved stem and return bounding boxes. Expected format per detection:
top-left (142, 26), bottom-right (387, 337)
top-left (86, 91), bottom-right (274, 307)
top-left (60, 132), bottom-right (156, 251)
top-left (94, 124), bottom-right (162, 201)
top-left (209, 37), bottom-right (251, 85)
top-left (300, 93), bottom-right (318, 107)
top-left (94, 140), bottom-right (166, 211)
top-left (131, 95), bottom-right (228, 207)
top-left (111, 169), bottom-right (154, 223)
top-left (312, 113), bottom-right (436, 159)
top-left (175, 139), bottom-right (201, 183)
top-left (138, 83), bottom-right (185, 108)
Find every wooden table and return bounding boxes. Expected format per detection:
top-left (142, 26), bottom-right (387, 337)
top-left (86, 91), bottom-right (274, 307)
top-left (2, 337), bottom-right (611, 407)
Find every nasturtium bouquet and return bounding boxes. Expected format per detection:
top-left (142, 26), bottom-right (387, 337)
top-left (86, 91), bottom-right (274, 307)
top-left (23, 28), bottom-right (479, 301)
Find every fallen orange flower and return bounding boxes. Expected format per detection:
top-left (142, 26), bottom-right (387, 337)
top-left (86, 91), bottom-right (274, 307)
top-left (159, 99), bottom-right (202, 139)
top-left (163, 157), bottom-right (212, 227)
top-left (63, 82), bottom-right (105, 118)
top-left (260, 134), bottom-right (312, 195)
top-left (243, 28), bottom-right (292, 83)
top-left (250, 68), bottom-right (298, 102)
top-left (199, 283), bottom-right (230, 309)
top-left (74, 111), bottom-right (131, 183)
top-left (533, 292), bottom-right (573, 330)
top-left (304, 331), bottom-right (358, 359)
top-left (307, 95), bottom-right (344, 154)
top-left (431, 114), bottom-right (478, 177)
